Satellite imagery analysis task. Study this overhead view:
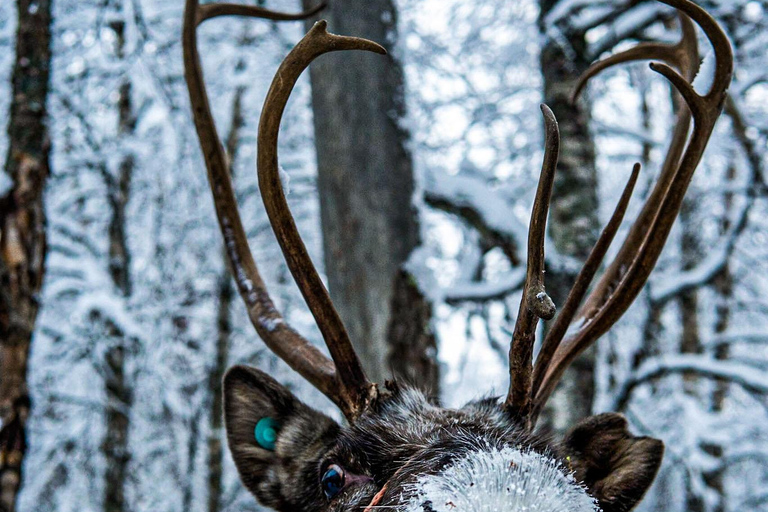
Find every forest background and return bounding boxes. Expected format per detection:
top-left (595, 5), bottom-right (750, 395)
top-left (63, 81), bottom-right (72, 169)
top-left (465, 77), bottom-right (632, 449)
top-left (1, 0), bottom-right (767, 511)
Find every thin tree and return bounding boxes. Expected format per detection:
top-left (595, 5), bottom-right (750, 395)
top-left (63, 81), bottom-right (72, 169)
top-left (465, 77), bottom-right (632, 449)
top-left (0, 1), bottom-right (53, 511)
top-left (102, 7), bottom-right (135, 512)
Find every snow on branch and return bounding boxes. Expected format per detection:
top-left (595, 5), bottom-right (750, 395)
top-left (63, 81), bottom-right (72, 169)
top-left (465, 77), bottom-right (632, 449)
top-left (706, 330), bottom-right (768, 347)
top-left (424, 171), bottom-right (528, 265)
top-left (650, 97), bottom-right (764, 304)
top-left (649, 200), bottom-right (746, 303)
top-left (588, 3), bottom-right (665, 59)
top-left (614, 355), bottom-right (768, 411)
top-left (545, 0), bottom-right (608, 28)
top-left (443, 268), bottom-right (526, 304)
top-left (423, 170), bottom-right (573, 272)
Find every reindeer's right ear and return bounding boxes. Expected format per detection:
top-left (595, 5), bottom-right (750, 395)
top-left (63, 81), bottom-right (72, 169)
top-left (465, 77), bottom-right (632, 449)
top-left (223, 365), bottom-right (341, 509)
top-left (562, 413), bottom-right (664, 512)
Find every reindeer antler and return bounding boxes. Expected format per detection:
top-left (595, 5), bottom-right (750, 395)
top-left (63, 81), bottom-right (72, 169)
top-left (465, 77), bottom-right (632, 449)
top-left (257, 20), bottom-right (386, 419)
top-left (523, 0), bottom-right (732, 425)
top-left (184, 0), bottom-right (731, 428)
top-left (183, 0), bottom-right (382, 421)
top-left (504, 104), bottom-right (559, 421)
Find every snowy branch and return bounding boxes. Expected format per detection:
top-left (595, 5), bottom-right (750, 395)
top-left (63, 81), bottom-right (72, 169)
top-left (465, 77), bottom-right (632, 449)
top-left (443, 269), bottom-right (526, 304)
top-left (424, 172), bottom-right (527, 265)
top-left (650, 96), bottom-right (765, 304)
top-left (614, 355), bottom-right (768, 411)
top-left (423, 171), bottom-right (576, 273)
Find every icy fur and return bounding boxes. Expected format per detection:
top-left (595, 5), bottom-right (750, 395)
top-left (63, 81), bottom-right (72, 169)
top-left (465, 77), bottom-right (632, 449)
top-left (404, 446), bottom-right (599, 512)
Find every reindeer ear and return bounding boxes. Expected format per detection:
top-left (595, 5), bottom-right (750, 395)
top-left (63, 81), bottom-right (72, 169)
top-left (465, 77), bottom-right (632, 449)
top-left (223, 365), bottom-right (340, 510)
top-left (562, 413), bottom-right (664, 512)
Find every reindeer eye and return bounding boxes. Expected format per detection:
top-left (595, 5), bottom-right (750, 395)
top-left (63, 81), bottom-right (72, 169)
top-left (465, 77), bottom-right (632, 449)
top-left (321, 464), bottom-right (346, 499)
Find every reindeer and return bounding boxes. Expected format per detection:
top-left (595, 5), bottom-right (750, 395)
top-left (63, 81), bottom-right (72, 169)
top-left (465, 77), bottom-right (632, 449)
top-left (182, 0), bottom-right (732, 510)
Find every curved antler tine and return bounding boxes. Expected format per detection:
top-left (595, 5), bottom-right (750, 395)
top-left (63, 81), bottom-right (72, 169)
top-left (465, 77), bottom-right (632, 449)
top-left (531, 0), bottom-right (732, 422)
top-left (649, 62), bottom-right (704, 118)
top-left (526, 105), bottom-right (559, 323)
top-left (657, 0), bottom-right (733, 102)
top-left (532, 163), bottom-right (640, 406)
top-left (197, 1), bottom-right (326, 25)
top-left (258, 21), bottom-right (386, 420)
top-left (573, 12), bottom-right (698, 103)
top-left (504, 104), bottom-right (558, 425)
top-left (573, 44), bottom-right (678, 103)
top-left (182, 0), bottom-right (342, 406)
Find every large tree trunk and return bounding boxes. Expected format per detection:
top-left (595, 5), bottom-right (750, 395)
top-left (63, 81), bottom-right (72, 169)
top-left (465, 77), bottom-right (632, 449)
top-left (301, 0), bottom-right (437, 392)
top-left (0, 1), bottom-right (52, 511)
top-left (537, 0), bottom-right (601, 433)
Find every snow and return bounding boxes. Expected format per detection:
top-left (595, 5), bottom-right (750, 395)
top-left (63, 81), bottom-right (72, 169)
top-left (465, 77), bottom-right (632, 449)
top-left (404, 446), bottom-right (599, 512)
top-left (6, 0), bottom-right (768, 510)
top-left (259, 316), bottom-right (284, 333)
top-left (278, 164), bottom-right (291, 196)
top-left (618, 354), bottom-right (768, 409)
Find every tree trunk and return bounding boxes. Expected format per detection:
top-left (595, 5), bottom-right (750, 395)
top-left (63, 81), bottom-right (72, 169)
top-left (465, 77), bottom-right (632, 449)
top-left (537, 0), bottom-right (601, 433)
top-left (102, 343), bottom-right (131, 512)
top-left (698, 163), bottom-right (736, 512)
top-left (301, 0), bottom-right (437, 391)
top-left (102, 15), bottom-right (134, 512)
top-left (0, 1), bottom-right (52, 510)
top-left (678, 195), bottom-right (706, 512)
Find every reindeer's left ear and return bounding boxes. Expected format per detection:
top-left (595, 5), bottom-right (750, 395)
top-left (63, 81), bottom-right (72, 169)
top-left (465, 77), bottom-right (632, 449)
top-left (562, 413), bottom-right (664, 512)
top-left (223, 365), bottom-right (340, 510)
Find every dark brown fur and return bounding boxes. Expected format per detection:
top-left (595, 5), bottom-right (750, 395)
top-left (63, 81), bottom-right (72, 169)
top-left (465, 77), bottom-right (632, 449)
top-left (224, 366), bottom-right (663, 512)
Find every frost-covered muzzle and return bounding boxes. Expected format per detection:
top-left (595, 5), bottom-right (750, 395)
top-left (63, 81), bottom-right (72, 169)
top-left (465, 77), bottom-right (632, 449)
top-left (399, 446), bottom-right (599, 512)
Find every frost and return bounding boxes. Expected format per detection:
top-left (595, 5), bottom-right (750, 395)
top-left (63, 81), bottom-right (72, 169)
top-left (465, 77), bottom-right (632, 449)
top-left (692, 48), bottom-right (716, 95)
top-left (259, 316), bottom-right (283, 333)
top-left (404, 446), bottom-right (599, 512)
top-left (278, 164), bottom-right (291, 196)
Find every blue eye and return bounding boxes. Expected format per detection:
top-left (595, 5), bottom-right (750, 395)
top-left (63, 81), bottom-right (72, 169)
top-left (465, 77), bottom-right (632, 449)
top-left (321, 464), bottom-right (346, 499)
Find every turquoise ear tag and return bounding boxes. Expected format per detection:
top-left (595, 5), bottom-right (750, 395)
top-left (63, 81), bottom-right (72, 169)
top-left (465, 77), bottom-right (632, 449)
top-left (254, 417), bottom-right (279, 451)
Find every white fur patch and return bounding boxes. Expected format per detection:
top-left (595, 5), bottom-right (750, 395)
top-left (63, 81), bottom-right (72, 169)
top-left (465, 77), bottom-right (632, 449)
top-left (403, 446), bottom-right (599, 512)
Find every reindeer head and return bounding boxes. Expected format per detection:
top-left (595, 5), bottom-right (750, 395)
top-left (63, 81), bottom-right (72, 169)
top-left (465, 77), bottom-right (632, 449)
top-left (182, 0), bottom-right (732, 510)
top-left (223, 365), bottom-right (664, 512)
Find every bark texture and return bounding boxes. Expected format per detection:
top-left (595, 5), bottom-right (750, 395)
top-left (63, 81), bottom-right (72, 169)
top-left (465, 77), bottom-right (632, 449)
top-left (537, 0), bottom-right (600, 433)
top-left (301, 0), bottom-right (437, 390)
top-left (0, 1), bottom-right (52, 511)
top-left (386, 271), bottom-right (438, 396)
